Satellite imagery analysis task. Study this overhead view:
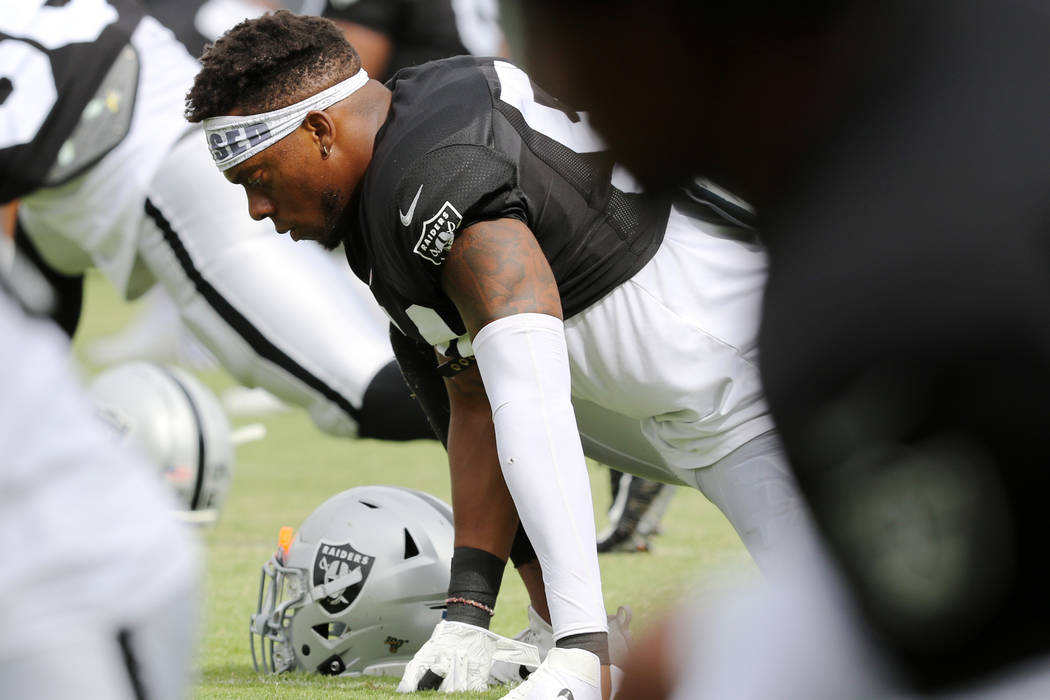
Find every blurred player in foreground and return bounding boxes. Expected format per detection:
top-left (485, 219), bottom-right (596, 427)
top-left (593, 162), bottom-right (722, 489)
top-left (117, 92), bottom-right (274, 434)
top-left (0, 280), bottom-right (201, 699)
top-left (2, 0), bottom-right (431, 441)
top-left (508, 0), bottom-right (1050, 697)
top-left (186, 11), bottom-right (821, 698)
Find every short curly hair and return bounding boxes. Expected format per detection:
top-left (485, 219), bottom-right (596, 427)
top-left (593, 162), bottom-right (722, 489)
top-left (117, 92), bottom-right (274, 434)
top-left (185, 10), bottom-right (361, 122)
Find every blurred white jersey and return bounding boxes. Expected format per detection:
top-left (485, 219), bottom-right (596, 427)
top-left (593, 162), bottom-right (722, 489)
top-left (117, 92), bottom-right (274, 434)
top-left (12, 5), bottom-right (399, 437)
top-left (0, 289), bottom-right (200, 698)
top-left (666, 544), bottom-right (1050, 700)
top-left (17, 15), bottom-right (196, 298)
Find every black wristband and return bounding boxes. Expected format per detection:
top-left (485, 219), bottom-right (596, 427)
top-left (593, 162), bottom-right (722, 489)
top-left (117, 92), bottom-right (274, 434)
top-left (445, 546), bottom-right (506, 629)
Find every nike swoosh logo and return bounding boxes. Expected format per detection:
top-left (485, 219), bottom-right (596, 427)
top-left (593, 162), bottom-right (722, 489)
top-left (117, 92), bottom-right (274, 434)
top-left (399, 184), bottom-right (423, 227)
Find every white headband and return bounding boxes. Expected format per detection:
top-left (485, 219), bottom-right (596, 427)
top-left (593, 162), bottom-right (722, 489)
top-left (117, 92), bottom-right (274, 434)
top-left (202, 69), bottom-right (369, 172)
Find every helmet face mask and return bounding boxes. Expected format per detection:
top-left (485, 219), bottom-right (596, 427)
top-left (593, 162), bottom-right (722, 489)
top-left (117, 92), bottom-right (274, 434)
top-left (252, 557), bottom-right (308, 674)
top-left (251, 485), bottom-right (454, 677)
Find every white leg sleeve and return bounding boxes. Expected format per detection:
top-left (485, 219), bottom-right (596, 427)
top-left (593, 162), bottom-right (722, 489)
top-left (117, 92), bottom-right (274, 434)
top-left (138, 135), bottom-right (394, 437)
top-left (690, 432), bottom-right (820, 574)
top-left (472, 312), bottom-right (607, 640)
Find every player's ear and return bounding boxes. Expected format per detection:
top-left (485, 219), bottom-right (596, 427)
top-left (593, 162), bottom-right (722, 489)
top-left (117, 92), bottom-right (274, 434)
top-left (302, 110), bottom-right (336, 159)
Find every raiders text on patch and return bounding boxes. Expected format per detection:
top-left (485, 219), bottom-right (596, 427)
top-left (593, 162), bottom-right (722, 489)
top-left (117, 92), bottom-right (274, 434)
top-left (313, 540), bottom-right (375, 615)
top-left (413, 201), bottom-right (463, 265)
top-left (208, 122), bottom-right (271, 162)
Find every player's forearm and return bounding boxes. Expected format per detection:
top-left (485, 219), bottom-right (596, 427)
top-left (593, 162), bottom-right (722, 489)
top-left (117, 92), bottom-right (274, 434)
top-left (442, 367), bottom-right (518, 630)
top-left (445, 373), bottom-right (519, 556)
top-left (472, 312), bottom-right (608, 641)
top-left (442, 218), bottom-right (607, 642)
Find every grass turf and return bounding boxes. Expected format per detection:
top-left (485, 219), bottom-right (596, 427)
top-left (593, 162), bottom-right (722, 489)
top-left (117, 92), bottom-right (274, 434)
top-left (73, 270), bottom-right (754, 699)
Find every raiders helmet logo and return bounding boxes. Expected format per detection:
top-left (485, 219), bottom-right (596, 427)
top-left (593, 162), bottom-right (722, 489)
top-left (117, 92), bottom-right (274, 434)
top-left (312, 540), bottom-right (375, 615)
top-left (413, 201), bottom-right (463, 266)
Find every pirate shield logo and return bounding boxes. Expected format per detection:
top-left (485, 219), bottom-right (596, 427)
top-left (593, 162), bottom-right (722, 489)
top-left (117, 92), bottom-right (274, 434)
top-left (412, 201), bottom-right (462, 266)
top-left (312, 540), bottom-right (375, 615)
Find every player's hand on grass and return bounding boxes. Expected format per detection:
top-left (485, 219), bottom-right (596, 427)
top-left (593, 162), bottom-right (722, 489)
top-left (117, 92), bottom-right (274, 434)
top-left (397, 620), bottom-right (541, 692)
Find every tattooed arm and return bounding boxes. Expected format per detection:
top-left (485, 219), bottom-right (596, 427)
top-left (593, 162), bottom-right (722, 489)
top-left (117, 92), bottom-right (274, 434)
top-left (439, 218), bottom-right (610, 684)
top-left (438, 217), bottom-right (562, 556)
top-left (441, 217), bottom-right (563, 335)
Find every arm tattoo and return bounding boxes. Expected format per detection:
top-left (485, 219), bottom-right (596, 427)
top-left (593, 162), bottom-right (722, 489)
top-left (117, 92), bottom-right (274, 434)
top-left (440, 218), bottom-right (563, 338)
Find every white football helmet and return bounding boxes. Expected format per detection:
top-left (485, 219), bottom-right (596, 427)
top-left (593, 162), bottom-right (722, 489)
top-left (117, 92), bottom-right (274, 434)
top-left (251, 485), bottom-right (454, 677)
top-left (88, 361), bottom-right (235, 523)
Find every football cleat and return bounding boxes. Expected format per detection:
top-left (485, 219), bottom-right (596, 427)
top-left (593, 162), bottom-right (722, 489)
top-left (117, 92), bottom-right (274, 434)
top-left (596, 526), bottom-right (652, 553)
top-left (598, 475), bottom-right (677, 553)
top-left (500, 648), bottom-right (601, 700)
top-left (490, 605), bottom-right (633, 685)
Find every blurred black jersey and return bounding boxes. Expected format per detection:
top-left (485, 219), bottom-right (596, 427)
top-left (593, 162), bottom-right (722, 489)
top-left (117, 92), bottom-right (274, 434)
top-left (342, 56), bottom-right (669, 354)
top-left (0, 0), bottom-right (145, 202)
top-left (757, 0), bottom-right (1050, 690)
top-left (319, 0), bottom-right (503, 81)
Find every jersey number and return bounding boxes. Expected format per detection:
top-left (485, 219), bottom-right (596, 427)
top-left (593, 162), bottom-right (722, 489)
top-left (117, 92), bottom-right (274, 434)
top-left (0, 0), bottom-right (118, 150)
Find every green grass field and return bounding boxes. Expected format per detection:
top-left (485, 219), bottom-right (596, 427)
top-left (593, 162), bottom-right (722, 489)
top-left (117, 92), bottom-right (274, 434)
top-left (73, 271), bottom-right (756, 699)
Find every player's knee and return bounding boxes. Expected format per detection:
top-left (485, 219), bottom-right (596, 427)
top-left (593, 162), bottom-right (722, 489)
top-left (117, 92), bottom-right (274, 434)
top-left (356, 360), bottom-right (436, 441)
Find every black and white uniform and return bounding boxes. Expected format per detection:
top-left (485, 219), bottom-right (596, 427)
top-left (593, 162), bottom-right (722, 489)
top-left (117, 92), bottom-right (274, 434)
top-left (0, 286), bottom-right (200, 700)
top-left (141, 0), bottom-right (270, 59)
top-left (345, 57), bottom-right (818, 613)
top-left (1, 0), bottom-right (428, 439)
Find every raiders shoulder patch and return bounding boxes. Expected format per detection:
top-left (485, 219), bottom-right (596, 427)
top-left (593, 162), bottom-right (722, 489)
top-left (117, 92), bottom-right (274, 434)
top-left (413, 201), bottom-right (463, 266)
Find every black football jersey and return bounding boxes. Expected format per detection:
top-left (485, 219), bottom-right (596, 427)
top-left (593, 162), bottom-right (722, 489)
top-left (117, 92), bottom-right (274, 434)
top-left (319, 0), bottom-right (502, 81)
top-left (343, 56), bottom-right (670, 355)
top-left (0, 0), bottom-right (146, 203)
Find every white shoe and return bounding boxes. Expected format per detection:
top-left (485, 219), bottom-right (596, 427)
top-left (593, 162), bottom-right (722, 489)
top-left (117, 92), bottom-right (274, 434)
top-left (222, 386), bottom-right (290, 417)
top-left (501, 647), bottom-right (601, 700)
top-left (491, 606), bottom-right (633, 685)
top-left (86, 288), bottom-right (217, 370)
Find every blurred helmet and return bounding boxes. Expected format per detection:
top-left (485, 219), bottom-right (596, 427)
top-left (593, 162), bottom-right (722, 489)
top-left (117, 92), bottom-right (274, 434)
top-left (251, 485), bottom-right (453, 677)
top-left (88, 361), bottom-right (235, 523)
